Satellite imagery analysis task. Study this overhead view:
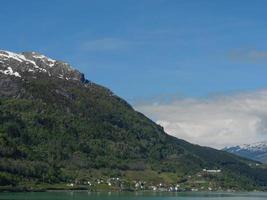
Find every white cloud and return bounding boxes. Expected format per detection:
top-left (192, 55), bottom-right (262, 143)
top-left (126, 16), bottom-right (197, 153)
top-left (135, 90), bottom-right (267, 149)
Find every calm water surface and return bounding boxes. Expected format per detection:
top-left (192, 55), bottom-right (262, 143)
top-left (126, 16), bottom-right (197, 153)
top-left (0, 192), bottom-right (267, 200)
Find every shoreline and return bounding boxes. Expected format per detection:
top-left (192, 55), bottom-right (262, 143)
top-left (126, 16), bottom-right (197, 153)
top-left (0, 187), bottom-right (264, 193)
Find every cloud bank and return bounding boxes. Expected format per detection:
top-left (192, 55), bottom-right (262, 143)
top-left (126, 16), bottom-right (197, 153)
top-left (135, 90), bottom-right (267, 149)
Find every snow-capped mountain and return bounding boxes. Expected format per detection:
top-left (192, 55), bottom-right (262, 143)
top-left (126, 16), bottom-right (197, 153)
top-left (0, 50), bottom-right (86, 82)
top-left (223, 141), bottom-right (267, 163)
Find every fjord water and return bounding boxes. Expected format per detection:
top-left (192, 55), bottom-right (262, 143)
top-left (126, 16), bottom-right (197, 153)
top-left (0, 192), bottom-right (267, 200)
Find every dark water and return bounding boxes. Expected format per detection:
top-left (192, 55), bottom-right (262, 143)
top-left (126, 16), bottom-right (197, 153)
top-left (0, 192), bottom-right (267, 200)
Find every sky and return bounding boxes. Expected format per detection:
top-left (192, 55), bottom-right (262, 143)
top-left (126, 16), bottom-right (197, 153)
top-left (1, 0), bottom-right (267, 148)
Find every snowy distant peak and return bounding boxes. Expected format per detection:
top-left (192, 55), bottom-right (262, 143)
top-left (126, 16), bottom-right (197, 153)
top-left (224, 141), bottom-right (267, 152)
top-left (0, 50), bottom-right (86, 83)
top-left (239, 141), bottom-right (267, 152)
top-left (223, 141), bottom-right (267, 163)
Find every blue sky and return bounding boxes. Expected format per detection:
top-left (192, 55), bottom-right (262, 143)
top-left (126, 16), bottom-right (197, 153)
top-left (1, 0), bottom-right (267, 103)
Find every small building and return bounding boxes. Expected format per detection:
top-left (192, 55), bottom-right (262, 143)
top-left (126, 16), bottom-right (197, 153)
top-left (203, 169), bottom-right (221, 173)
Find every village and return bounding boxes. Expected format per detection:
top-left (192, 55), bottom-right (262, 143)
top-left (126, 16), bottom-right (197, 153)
top-left (65, 168), bottom-right (236, 192)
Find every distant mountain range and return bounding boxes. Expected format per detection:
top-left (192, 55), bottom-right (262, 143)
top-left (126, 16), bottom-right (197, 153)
top-left (1, 50), bottom-right (267, 191)
top-left (223, 141), bottom-right (267, 163)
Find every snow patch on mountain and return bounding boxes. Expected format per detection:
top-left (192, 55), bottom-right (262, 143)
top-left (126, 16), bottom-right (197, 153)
top-left (0, 50), bottom-right (29, 63)
top-left (0, 50), bottom-right (85, 82)
top-left (0, 50), bottom-right (47, 73)
top-left (0, 50), bottom-right (40, 67)
top-left (0, 66), bottom-right (21, 77)
top-left (29, 52), bottom-right (56, 68)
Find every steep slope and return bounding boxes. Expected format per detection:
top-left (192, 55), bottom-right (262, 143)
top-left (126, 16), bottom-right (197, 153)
top-left (0, 50), bottom-right (267, 191)
top-left (223, 142), bottom-right (267, 164)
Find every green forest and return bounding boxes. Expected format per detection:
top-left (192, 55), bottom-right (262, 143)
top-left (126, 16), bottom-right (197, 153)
top-left (0, 77), bottom-right (267, 191)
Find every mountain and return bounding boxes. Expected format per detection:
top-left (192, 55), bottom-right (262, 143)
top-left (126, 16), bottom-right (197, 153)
top-left (223, 141), bottom-right (267, 164)
top-left (0, 50), bottom-right (267, 191)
